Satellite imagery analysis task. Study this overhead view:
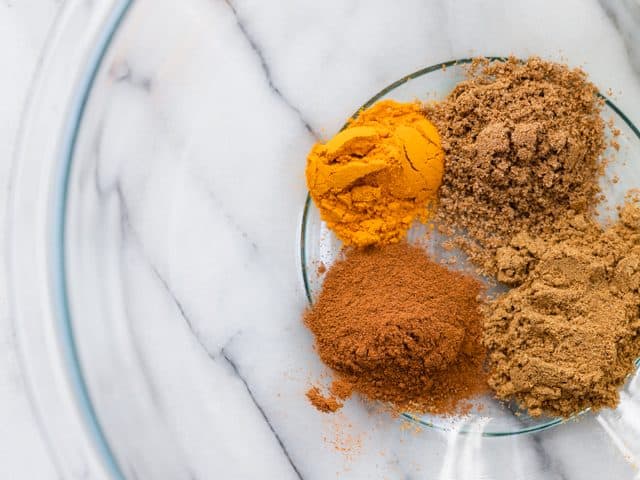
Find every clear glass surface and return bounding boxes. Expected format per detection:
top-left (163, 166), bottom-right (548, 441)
top-left (9, 1), bottom-right (640, 479)
top-left (301, 59), bottom-right (640, 435)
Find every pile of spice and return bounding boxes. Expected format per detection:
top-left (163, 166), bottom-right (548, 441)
top-left (485, 201), bottom-right (640, 417)
top-left (305, 243), bottom-right (487, 414)
top-left (426, 57), bottom-right (605, 275)
top-left (306, 100), bottom-right (444, 247)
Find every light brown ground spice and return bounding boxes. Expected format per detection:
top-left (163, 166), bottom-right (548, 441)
top-left (425, 56), bottom-right (606, 275)
top-left (304, 243), bottom-right (488, 414)
top-left (485, 201), bottom-right (640, 417)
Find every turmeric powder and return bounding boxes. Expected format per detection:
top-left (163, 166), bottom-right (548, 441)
top-left (306, 100), bottom-right (445, 247)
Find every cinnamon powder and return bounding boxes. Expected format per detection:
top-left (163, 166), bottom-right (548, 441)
top-left (304, 243), bottom-right (488, 414)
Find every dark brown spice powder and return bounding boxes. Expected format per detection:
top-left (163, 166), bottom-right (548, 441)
top-left (425, 56), bottom-right (605, 276)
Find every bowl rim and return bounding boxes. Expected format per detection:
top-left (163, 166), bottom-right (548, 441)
top-left (8, 0), bottom-right (132, 478)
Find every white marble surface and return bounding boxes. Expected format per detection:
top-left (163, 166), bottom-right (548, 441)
top-left (1, 1), bottom-right (60, 478)
top-left (6, 0), bottom-right (640, 479)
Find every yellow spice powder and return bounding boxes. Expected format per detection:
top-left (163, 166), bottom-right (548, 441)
top-left (306, 100), bottom-right (444, 247)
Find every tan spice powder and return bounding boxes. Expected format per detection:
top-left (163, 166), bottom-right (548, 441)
top-left (304, 243), bottom-right (488, 414)
top-left (426, 56), bottom-right (605, 276)
top-left (485, 202), bottom-right (640, 417)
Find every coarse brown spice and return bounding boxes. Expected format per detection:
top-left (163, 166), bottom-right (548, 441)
top-left (304, 243), bottom-right (488, 414)
top-left (485, 202), bottom-right (640, 417)
top-left (426, 56), bottom-right (606, 275)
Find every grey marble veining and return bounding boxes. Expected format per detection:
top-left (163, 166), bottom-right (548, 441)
top-left (7, 0), bottom-right (640, 479)
top-left (63, 0), bottom-right (640, 478)
top-left (599, 0), bottom-right (640, 78)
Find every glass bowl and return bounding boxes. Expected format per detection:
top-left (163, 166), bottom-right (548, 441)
top-left (301, 58), bottom-right (640, 436)
top-left (9, 1), bottom-right (640, 479)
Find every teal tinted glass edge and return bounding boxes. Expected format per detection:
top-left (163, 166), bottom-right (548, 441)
top-left (53, 1), bottom-right (133, 478)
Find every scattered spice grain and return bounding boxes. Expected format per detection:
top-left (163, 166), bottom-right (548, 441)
top-left (306, 386), bottom-right (343, 413)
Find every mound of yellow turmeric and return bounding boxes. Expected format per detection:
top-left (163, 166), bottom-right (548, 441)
top-left (306, 100), bottom-right (444, 247)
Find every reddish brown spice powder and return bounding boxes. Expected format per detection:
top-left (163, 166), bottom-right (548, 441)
top-left (306, 386), bottom-right (343, 413)
top-left (304, 243), bottom-right (488, 414)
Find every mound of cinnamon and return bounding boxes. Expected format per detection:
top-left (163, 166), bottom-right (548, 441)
top-left (305, 243), bottom-right (487, 414)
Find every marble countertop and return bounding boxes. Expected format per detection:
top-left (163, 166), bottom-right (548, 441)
top-left (4, 1), bottom-right (640, 479)
top-left (1, 1), bottom-right (59, 478)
